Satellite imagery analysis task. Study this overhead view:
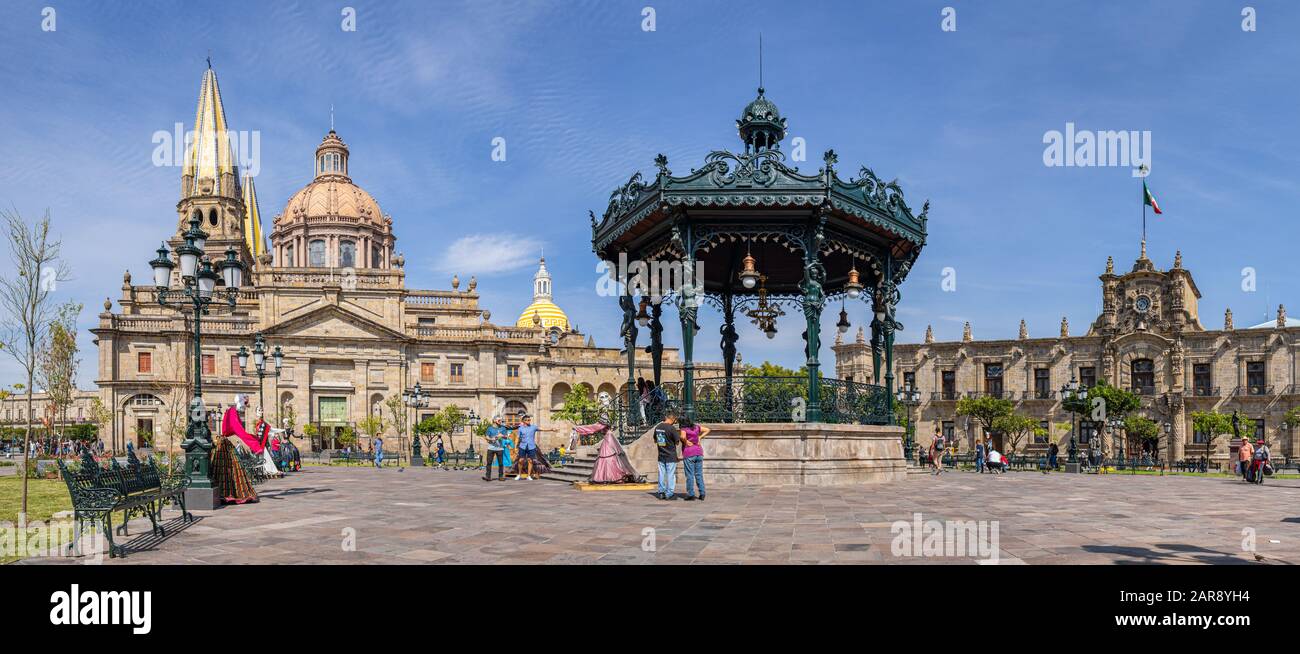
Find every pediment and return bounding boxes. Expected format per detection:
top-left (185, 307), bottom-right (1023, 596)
top-left (262, 305), bottom-right (406, 342)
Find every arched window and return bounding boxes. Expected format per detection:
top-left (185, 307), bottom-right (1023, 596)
top-left (308, 239), bottom-right (326, 267)
top-left (550, 383), bottom-right (571, 410)
top-left (1131, 359), bottom-right (1154, 394)
top-left (208, 208), bottom-right (218, 226)
top-left (284, 244), bottom-right (295, 267)
top-left (504, 401), bottom-right (527, 427)
top-left (371, 244), bottom-right (382, 268)
top-left (339, 240), bottom-right (356, 268)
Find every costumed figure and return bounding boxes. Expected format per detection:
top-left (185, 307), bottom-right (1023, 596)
top-left (252, 407), bottom-right (283, 478)
top-left (280, 421), bottom-right (302, 471)
top-left (212, 394), bottom-right (259, 504)
top-left (499, 432), bottom-right (514, 468)
top-left (587, 423), bottom-right (638, 483)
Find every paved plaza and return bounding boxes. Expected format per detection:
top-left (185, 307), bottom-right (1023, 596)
top-left (18, 466), bottom-right (1300, 565)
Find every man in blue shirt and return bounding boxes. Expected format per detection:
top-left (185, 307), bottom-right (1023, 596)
top-left (515, 414), bottom-right (540, 480)
top-left (373, 436), bottom-right (384, 468)
top-left (483, 416), bottom-right (508, 481)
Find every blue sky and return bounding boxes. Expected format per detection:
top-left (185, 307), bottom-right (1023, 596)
top-left (1, 0), bottom-right (1298, 388)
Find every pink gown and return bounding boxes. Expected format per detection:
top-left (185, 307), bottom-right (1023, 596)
top-left (221, 406), bottom-right (264, 454)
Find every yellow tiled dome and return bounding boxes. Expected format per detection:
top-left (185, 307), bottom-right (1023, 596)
top-left (516, 300), bottom-right (569, 330)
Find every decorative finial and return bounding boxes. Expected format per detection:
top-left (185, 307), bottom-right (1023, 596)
top-left (330, 104), bottom-right (334, 132)
top-left (1019, 319), bottom-right (1028, 340)
top-left (482, 309), bottom-right (491, 322)
top-left (654, 153), bottom-right (669, 176)
top-left (834, 330), bottom-right (843, 346)
top-left (1224, 307), bottom-right (1234, 331)
top-left (104, 297), bottom-right (112, 311)
top-left (451, 275), bottom-right (460, 290)
top-left (924, 325), bottom-right (934, 344)
top-left (962, 322), bottom-right (972, 342)
top-left (1060, 316), bottom-right (1069, 338)
top-left (123, 269), bottom-right (131, 284)
top-left (1105, 256), bottom-right (1114, 275)
top-left (1279, 304), bottom-right (1287, 328)
top-left (1173, 250), bottom-right (1183, 269)
top-left (855, 326), bottom-right (865, 345)
top-left (758, 32), bottom-right (764, 93)
top-left (589, 210), bottom-right (598, 229)
top-left (206, 51), bottom-right (212, 69)
top-left (823, 149), bottom-right (838, 168)
top-left (467, 276), bottom-right (477, 292)
top-left (1140, 239), bottom-right (1147, 259)
top-left (532, 310), bottom-right (542, 327)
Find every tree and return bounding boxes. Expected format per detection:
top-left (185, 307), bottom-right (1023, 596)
top-left (955, 395), bottom-right (1014, 442)
top-left (0, 208), bottom-right (70, 519)
top-left (991, 413), bottom-right (1044, 454)
top-left (36, 302), bottom-right (80, 436)
top-left (1122, 415), bottom-right (1160, 457)
top-left (302, 423), bottom-right (319, 450)
top-left (552, 385), bottom-right (600, 425)
top-left (1060, 380), bottom-right (1140, 457)
top-left (383, 394), bottom-right (406, 454)
top-left (1190, 410), bottom-right (1254, 463)
top-left (88, 397), bottom-right (112, 445)
top-left (357, 413), bottom-right (386, 450)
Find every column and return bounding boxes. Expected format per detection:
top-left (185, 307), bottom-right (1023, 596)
top-left (720, 293), bottom-right (738, 414)
top-left (620, 289), bottom-right (639, 426)
top-left (679, 222), bottom-right (698, 420)
top-left (801, 218), bottom-right (827, 423)
top-left (648, 302), bottom-right (664, 386)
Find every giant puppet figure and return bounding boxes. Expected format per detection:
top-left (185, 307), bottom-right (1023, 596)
top-left (251, 406), bottom-right (283, 478)
top-left (211, 394), bottom-right (259, 504)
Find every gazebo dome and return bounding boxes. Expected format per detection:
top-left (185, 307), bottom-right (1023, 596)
top-left (736, 87), bottom-right (787, 152)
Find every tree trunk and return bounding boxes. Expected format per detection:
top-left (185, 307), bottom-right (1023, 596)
top-left (21, 370), bottom-right (33, 519)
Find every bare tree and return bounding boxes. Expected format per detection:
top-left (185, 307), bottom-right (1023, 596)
top-left (0, 208), bottom-right (70, 518)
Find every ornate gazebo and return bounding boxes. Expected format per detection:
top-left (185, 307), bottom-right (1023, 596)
top-left (592, 86), bottom-right (928, 434)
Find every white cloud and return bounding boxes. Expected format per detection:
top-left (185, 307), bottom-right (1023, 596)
top-left (432, 233), bottom-right (544, 276)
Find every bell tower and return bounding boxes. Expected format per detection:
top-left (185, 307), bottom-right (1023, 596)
top-left (174, 62), bottom-right (252, 266)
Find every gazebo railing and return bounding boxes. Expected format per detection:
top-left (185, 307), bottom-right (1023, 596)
top-left (610, 376), bottom-right (891, 442)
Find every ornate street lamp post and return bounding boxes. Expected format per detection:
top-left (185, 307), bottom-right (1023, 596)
top-left (148, 217), bottom-right (245, 510)
top-left (1060, 376), bottom-right (1088, 470)
top-left (896, 384), bottom-right (920, 461)
top-left (464, 410), bottom-right (481, 464)
top-left (402, 382), bottom-right (428, 466)
top-left (237, 333), bottom-right (282, 413)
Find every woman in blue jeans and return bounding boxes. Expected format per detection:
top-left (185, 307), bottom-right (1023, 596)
top-left (679, 417), bottom-right (711, 501)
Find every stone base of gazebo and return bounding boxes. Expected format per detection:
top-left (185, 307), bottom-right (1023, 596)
top-left (624, 422), bottom-right (907, 487)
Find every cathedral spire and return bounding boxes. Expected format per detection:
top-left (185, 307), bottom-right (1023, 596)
top-left (242, 173), bottom-right (266, 258)
top-left (182, 64), bottom-right (238, 198)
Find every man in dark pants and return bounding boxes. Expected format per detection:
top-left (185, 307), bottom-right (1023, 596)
top-left (482, 416), bottom-right (507, 481)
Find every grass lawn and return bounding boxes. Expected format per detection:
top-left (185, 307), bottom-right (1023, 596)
top-left (0, 477), bottom-right (74, 564)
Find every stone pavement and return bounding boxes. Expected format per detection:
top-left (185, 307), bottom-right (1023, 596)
top-left (16, 466), bottom-right (1300, 564)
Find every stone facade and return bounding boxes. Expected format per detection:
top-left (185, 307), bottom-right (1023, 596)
top-left (835, 248), bottom-right (1300, 462)
top-left (0, 390), bottom-right (99, 431)
top-left (90, 66), bottom-right (717, 455)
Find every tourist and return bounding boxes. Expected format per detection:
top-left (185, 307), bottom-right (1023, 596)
top-left (1252, 438), bottom-right (1271, 481)
top-left (637, 377), bottom-right (649, 422)
top-left (373, 435), bottom-right (384, 468)
top-left (435, 436), bottom-right (446, 466)
top-left (975, 438), bottom-right (985, 474)
top-left (483, 416), bottom-right (507, 481)
top-left (986, 447), bottom-right (1005, 473)
top-left (1048, 440), bottom-right (1059, 471)
top-left (514, 414), bottom-right (540, 480)
top-left (1239, 437), bottom-right (1254, 482)
top-left (679, 416), bottom-right (710, 501)
top-left (930, 430), bottom-right (945, 475)
top-left (653, 409), bottom-right (683, 500)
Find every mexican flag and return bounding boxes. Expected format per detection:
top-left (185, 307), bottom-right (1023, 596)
top-left (1143, 180), bottom-right (1162, 214)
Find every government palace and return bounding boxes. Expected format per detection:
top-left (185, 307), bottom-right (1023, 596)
top-left (76, 66), bottom-right (704, 453)
top-left (835, 246), bottom-right (1299, 463)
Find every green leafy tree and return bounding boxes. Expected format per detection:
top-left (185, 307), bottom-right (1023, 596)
top-left (1122, 415), bottom-right (1160, 456)
top-left (955, 395), bottom-right (1014, 442)
top-left (357, 413), bottom-right (386, 449)
top-left (336, 426), bottom-right (357, 449)
top-left (552, 386), bottom-right (600, 425)
top-left (1190, 410), bottom-right (1254, 462)
top-left (302, 423), bottom-right (319, 450)
top-left (416, 407), bottom-right (471, 452)
top-left (991, 413), bottom-right (1045, 454)
top-left (1284, 406), bottom-right (1300, 433)
top-left (36, 302), bottom-right (80, 435)
top-left (383, 394), bottom-right (406, 448)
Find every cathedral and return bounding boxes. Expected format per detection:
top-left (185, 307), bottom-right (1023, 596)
top-left (92, 65), bottom-right (693, 453)
top-left (835, 245), bottom-right (1299, 463)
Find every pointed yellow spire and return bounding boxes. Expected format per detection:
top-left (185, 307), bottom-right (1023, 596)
top-left (241, 173), bottom-right (266, 257)
top-left (183, 65), bottom-right (237, 195)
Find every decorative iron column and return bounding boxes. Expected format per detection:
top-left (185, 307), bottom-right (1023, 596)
top-left (880, 255), bottom-right (900, 426)
top-left (647, 302), bottom-right (664, 386)
top-left (720, 293), bottom-right (739, 412)
top-left (619, 290), bottom-right (639, 426)
top-left (801, 212), bottom-right (828, 422)
top-left (870, 316), bottom-right (883, 384)
top-left (676, 218), bottom-right (697, 420)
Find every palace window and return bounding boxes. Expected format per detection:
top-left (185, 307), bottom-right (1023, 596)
top-left (284, 244), bottom-right (295, 267)
top-left (942, 421), bottom-right (955, 443)
top-left (137, 351), bottom-right (152, 373)
top-left (449, 363), bottom-right (465, 384)
top-left (941, 370), bottom-right (956, 400)
top-left (339, 240), bottom-right (356, 268)
top-left (1080, 420), bottom-right (1098, 444)
top-left (371, 245), bottom-right (382, 268)
top-left (1131, 359), bottom-right (1155, 394)
top-left (1254, 417), bottom-right (1266, 441)
top-left (1036, 420), bottom-right (1050, 444)
top-left (1034, 368), bottom-right (1051, 399)
top-left (506, 364), bottom-right (520, 385)
top-left (420, 362), bottom-right (436, 382)
top-left (902, 371), bottom-right (916, 391)
top-left (231, 354), bottom-right (241, 376)
top-left (1193, 427), bottom-right (1209, 444)
top-left (1193, 363), bottom-right (1212, 396)
top-left (504, 401), bottom-right (527, 427)
top-left (984, 363), bottom-right (1003, 398)
top-left (309, 239), bottom-right (326, 267)
top-left (202, 354), bottom-right (215, 376)
top-left (1079, 366), bottom-right (1096, 389)
top-left (1246, 361), bottom-right (1266, 395)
